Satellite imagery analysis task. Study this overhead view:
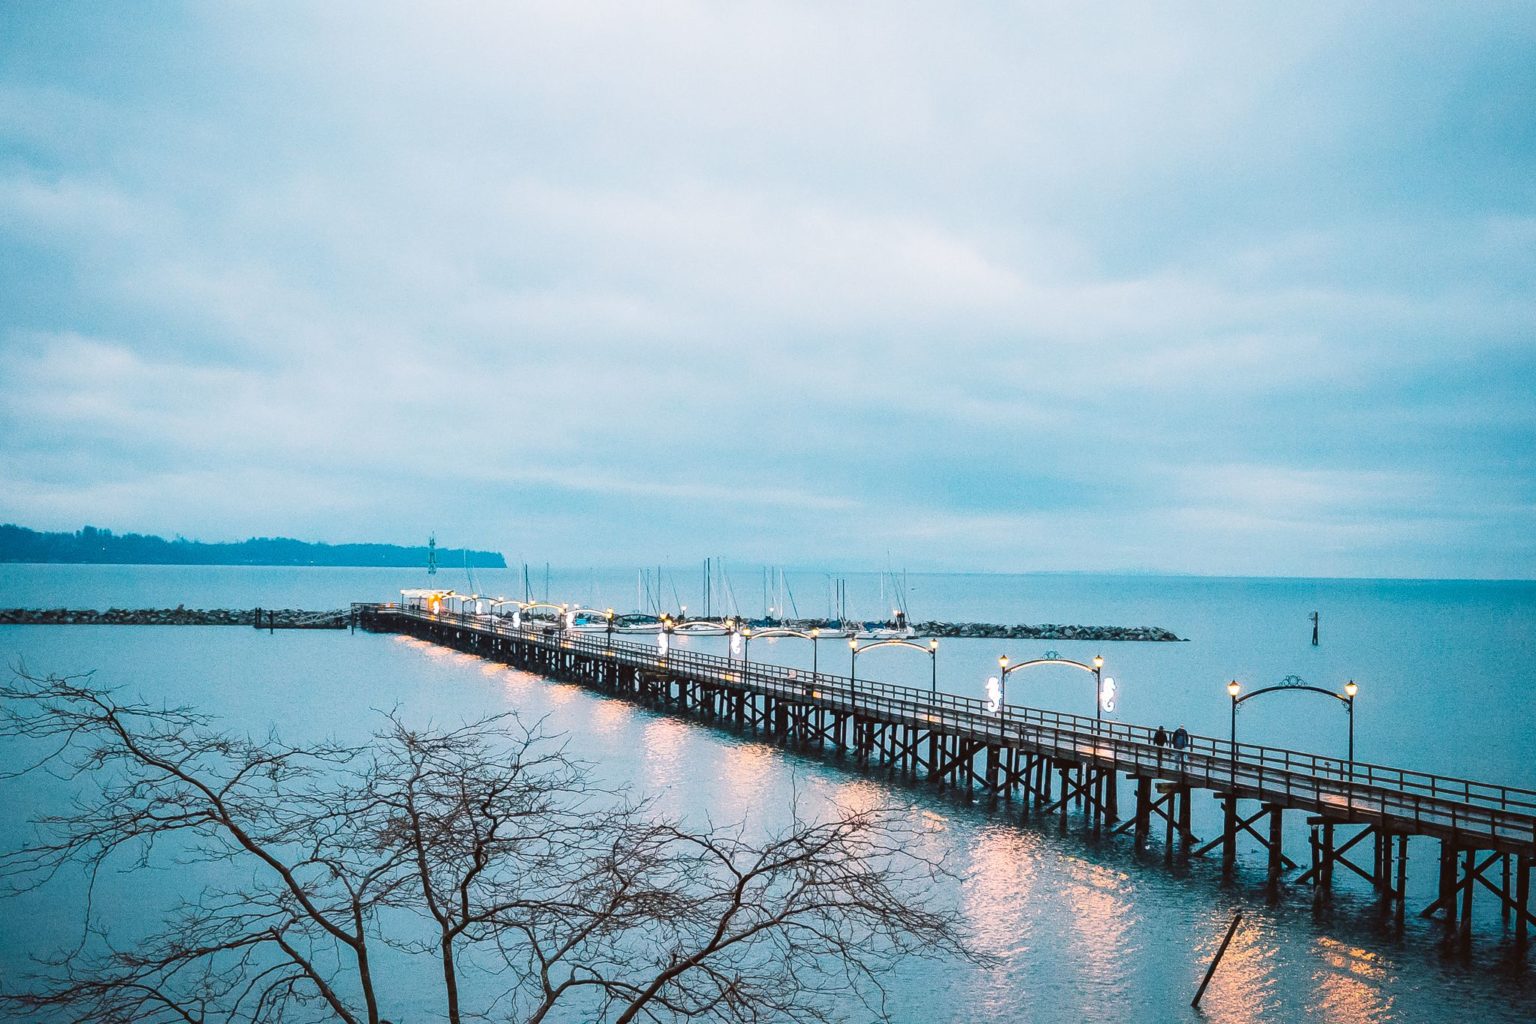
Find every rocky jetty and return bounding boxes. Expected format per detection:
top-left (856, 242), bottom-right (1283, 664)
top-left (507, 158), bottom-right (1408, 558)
top-left (774, 618), bottom-right (1184, 642)
top-left (0, 607), bottom-right (348, 629)
top-left (911, 620), bottom-right (1183, 641)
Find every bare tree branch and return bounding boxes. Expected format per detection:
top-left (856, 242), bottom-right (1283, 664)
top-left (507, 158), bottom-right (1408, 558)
top-left (1, 669), bottom-right (986, 1024)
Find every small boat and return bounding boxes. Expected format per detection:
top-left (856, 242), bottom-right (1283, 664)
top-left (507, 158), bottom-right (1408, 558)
top-left (854, 609), bottom-right (915, 640)
top-left (672, 619), bottom-right (730, 636)
top-left (613, 613), bottom-right (665, 634)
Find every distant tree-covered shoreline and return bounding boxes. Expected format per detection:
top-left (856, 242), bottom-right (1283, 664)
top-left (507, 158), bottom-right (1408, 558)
top-left (0, 524), bottom-right (506, 568)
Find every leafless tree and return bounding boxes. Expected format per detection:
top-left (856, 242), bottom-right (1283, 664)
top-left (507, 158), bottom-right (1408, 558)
top-left (0, 671), bottom-right (982, 1023)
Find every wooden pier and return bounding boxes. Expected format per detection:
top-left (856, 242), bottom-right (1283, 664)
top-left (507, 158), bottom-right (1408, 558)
top-left (355, 603), bottom-right (1536, 945)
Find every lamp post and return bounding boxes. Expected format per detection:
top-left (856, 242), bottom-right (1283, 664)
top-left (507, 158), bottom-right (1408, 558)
top-left (1344, 679), bottom-right (1357, 764)
top-left (605, 608), bottom-right (614, 649)
top-left (1092, 654), bottom-right (1104, 731)
top-left (1228, 679), bottom-right (1241, 743)
top-left (1228, 679), bottom-right (1241, 782)
top-left (929, 638), bottom-right (939, 699)
top-left (811, 626), bottom-right (820, 678)
top-left (848, 637), bottom-right (859, 716)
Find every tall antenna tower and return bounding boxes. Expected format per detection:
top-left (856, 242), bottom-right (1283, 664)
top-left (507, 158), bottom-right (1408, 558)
top-left (427, 534), bottom-right (438, 575)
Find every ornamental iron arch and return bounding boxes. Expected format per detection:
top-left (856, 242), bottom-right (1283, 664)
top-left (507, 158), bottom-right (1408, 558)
top-left (736, 626), bottom-right (825, 676)
top-left (849, 636), bottom-right (940, 697)
top-left (991, 651), bottom-right (1110, 724)
top-left (1227, 674), bottom-right (1358, 765)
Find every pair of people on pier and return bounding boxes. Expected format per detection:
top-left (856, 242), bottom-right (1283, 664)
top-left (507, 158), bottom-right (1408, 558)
top-left (1153, 724), bottom-right (1190, 766)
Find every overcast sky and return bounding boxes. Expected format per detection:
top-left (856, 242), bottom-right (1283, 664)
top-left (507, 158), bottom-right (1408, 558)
top-left (2, 3), bottom-right (1533, 578)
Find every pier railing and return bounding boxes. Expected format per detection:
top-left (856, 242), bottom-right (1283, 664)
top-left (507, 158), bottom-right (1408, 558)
top-left (374, 605), bottom-right (1536, 850)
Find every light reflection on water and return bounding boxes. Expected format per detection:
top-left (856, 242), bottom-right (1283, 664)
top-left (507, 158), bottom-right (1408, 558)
top-left (1194, 909), bottom-right (1281, 1022)
top-left (587, 696), bottom-right (635, 738)
top-left (1059, 855), bottom-right (1138, 1000)
top-left (1307, 936), bottom-right (1396, 1023)
top-left (641, 715), bottom-right (689, 794)
top-left (543, 681), bottom-right (583, 706)
top-left (714, 739), bottom-right (778, 812)
top-left (963, 825), bottom-right (1041, 960)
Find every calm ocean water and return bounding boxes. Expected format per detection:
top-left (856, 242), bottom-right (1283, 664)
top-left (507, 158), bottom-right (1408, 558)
top-left (2, 564), bottom-right (1534, 1022)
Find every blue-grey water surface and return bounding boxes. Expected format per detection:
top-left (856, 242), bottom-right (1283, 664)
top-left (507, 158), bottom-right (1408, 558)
top-left (2, 564), bottom-right (1534, 1022)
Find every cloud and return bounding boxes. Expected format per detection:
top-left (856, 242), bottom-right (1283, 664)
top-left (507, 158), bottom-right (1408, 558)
top-left (0, 2), bottom-right (1533, 577)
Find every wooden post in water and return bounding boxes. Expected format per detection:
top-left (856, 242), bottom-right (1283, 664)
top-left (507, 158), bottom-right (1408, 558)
top-left (1461, 848), bottom-right (1476, 942)
top-left (1192, 912), bottom-right (1243, 1008)
top-left (1438, 842), bottom-right (1458, 925)
top-left (1178, 785), bottom-right (1193, 859)
top-left (1222, 795), bottom-right (1238, 876)
top-left (1134, 776), bottom-right (1151, 847)
top-left (1517, 854), bottom-right (1532, 949)
top-left (1267, 806), bottom-right (1284, 884)
top-left (1059, 764), bottom-right (1070, 832)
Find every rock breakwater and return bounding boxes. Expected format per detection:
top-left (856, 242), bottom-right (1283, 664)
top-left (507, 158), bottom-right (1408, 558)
top-left (0, 607), bottom-right (348, 628)
top-left (773, 618), bottom-right (1183, 641)
top-left (913, 620), bottom-right (1183, 641)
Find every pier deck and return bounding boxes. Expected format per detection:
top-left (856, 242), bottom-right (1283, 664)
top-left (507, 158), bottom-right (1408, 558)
top-left (356, 603), bottom-right (1536, 944)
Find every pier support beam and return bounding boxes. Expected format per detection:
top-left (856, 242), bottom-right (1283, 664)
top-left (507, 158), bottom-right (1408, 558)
top-left (1266, 805), bottom-right (1284, 885)
top-left (1133, 776), bottom-right (1152, 848)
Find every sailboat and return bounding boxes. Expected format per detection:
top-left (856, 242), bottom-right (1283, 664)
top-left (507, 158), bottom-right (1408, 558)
top-left (614, 569), bottom-right (665, 633)
top-left (854, 568), bottom-right (916, 639)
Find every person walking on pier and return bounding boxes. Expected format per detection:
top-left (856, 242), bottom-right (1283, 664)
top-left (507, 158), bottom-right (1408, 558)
top-left (1172, 725), bottom-right (1189, 769)
top-left (1153, 725), bottom-right (1168, 767)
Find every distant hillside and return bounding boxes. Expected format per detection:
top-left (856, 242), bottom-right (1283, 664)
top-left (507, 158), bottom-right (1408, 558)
top-left (0, 525), bottom-right (506, 569)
